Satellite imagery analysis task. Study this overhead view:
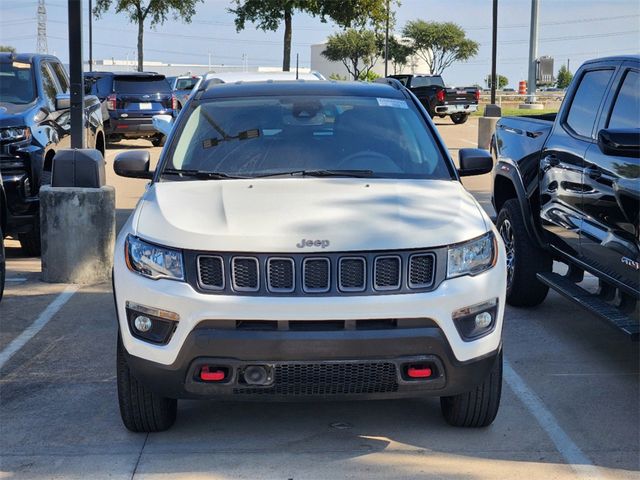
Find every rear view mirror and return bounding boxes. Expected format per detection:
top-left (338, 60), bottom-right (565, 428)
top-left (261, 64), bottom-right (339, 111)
top-left (458, 148), bottom-right (493, 177)
top-left (55, 93), bottom-right (70, 111)
top-left (153, 114), bottom-right (174, 136)
top-left (113, 150), bottom-right (153, 179)
top-left (598, 129), bottom-right (640, 158)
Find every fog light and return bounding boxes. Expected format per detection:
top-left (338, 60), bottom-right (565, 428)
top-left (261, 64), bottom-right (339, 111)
top-left (453, 298), bottom-right (498, 341)
top-left (475, 311), bottom-right (492, 329)
top-left (134, 315), bottom-right (152, 332)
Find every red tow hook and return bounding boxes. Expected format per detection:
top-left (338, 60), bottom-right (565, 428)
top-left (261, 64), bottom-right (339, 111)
top-left (407, 366), bottom-right (433, 379)
top-left (200, 365), bottom-right (226, 382)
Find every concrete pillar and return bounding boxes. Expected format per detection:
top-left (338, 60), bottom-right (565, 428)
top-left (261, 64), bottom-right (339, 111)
top-left (40, 186), bottom-right (115, 284)
top-left (478, 117), bottom-right (500, 150)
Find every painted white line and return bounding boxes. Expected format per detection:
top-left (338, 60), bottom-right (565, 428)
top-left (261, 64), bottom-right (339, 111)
top-left (504, 358), bottom-right (603, 479)
top-left (458, 138), bottom-right (478, 147)
top-left (0, 284), bottom-right (79, 370)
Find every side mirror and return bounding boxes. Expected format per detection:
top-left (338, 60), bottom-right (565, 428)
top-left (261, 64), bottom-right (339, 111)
top-left (597, 129), bottom-right (640, 158)
top-left (458, 148), bottom-right (493, 177)
top-left (55, 93), bottom-right (70, 111)
top-left (113, 150), bottom-right (153, 179)
top-left (152, 114), bottom-right (174, 136)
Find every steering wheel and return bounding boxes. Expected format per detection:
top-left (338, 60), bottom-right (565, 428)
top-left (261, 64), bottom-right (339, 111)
top-left (336, 150), bottom-right (400, 172)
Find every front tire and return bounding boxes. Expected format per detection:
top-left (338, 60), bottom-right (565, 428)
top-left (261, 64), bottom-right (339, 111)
top-left (117, 335), bottom-right (177, 432)
top-left (151, 134), bottom-right (165, 147)
top-left (440, 350), bottom-right (502, 427)
top-left (497, 199), bottom-right (551, 306)
top-left (451, 113), bottom-right (469, 124)
top-left (19, 224), bottom-right (41, 257)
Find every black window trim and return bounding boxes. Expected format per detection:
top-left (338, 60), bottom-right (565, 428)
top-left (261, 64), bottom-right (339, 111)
top-left (604, 67), bottom-right (638, 130)
top-left (560, 66), bottom-right (617, 142)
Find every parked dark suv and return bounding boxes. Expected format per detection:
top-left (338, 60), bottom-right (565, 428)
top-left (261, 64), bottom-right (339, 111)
top-left (0, 53), bottom-right (104, 256)
top-left (84, 71), bottom-right (176, 146)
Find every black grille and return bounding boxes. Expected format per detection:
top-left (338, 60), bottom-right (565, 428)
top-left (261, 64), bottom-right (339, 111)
top-left (233, 362), bottom-right (398, 396)
top-left (268, 258), bottom-right (294, 292)
top-left (303, 258), bottom-right (330, 292)
top-left (198, 256), bottom-right (224, 290)
top-left (232, 257), bottom-right (259, 291)
top-left (374, 256), bottom-right (401, 290)
top-left (409, 254), bottom-right (435, 288)
top-left (339, 258), bottom-right (366, 291)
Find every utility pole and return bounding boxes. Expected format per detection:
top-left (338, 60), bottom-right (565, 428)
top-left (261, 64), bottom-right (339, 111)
top-left (527, 0), bottom-right (539, 103)
top-left (88, 0), bottom-right (93, 71)
top-left (37, 0), bottom-right (48, 54)
top-left (384, 0), bottom-right (390, 77)
top-left (68, 0), bottom-right (85, 148)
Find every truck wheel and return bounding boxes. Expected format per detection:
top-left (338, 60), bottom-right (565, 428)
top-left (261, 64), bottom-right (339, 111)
top-left (440, 350), bottom-right (502, 428)
top-left (151, 135), bottom-right (165, 147)
top-left (497, 199), bottom-right (551, 306)
top-left (451, 113), bottom-right (469, 124)
top-left (19, 225), bottom-right (41, 257)
top-left (117, 335), bottom-right (177, 432)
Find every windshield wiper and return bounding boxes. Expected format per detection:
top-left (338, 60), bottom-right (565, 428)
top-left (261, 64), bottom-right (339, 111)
top-left (257, 169), bottom-right (375, 178)
top-left (162, 168), bottom-right (248, 179)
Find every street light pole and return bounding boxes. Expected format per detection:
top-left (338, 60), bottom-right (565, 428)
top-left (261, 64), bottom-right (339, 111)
top-left (527, 0), bottom-right (539, 103)
top-left (490, 0), bottom-right (498, 106)
top-left (384, 0), bottom-right (389, 77)
top-left (88, 0), bottom-right (93, 71)
top-left (68, 0), bottom-right (85, 148)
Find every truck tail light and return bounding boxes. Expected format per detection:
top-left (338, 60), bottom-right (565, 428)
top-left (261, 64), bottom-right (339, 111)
top-left (106, 94), bottom-right (117, 110)
top-left (436, 89), bottom-right (445, 102)
top-left (171, 94), bottom-right (177, 111)
top-left (475, 89), bottom-right (481, 101)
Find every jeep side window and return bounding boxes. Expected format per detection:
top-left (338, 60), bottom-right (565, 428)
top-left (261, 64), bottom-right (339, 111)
top-left (50, 62), bottom-right (69, 93)
top-left (39, 62), bottom-right (58, 111)
top-left (565, 69), bottom-right (614, 138)
top-left (607, 70), bottom-right (639, 130)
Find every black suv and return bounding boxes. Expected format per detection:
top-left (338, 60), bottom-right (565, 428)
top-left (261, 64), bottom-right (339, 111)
top-left (0, 53), bottom-right (104, 256)
top-left (84, 71), bottom-right (175, 146)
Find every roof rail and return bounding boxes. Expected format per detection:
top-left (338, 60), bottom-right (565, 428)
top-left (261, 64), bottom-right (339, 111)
top-left (374, 77), bottom-right (404, 90)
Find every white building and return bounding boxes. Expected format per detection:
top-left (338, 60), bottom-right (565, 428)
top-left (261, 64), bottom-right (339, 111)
top-left (310, 39), bottom-right (431, 79)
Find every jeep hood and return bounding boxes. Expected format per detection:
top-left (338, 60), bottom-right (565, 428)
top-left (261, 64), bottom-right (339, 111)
top-left (134, 178), bottom-right (489, 252)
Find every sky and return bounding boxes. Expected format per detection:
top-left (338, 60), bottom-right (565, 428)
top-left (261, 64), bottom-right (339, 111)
top-left (1, 0), bottom-right (639, 88)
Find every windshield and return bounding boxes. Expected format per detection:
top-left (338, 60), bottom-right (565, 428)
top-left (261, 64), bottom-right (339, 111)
top-left (175, 77), bottom-right (199, 91)
top-left (411, 76), bottom-right (445, 88)
top-left (114, 76), bottom-right (171, 94)
top-left (163, 94), bottom-right (451, 180)
top-left (0, 60), bottom-right (36, 104)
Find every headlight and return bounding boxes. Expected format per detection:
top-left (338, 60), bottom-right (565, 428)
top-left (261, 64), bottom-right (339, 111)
top-left (125, 235), bottom-right (184, 281)
top-left (0, 127), bottom-right (31, 143)
top-left (447, 232), bottom-right (496, 279)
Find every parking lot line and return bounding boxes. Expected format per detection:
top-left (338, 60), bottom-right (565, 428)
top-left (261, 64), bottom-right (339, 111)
top-left (504, 358), bottom-right (603, 479)
top-left (0, 284), bottom-right (79, 370)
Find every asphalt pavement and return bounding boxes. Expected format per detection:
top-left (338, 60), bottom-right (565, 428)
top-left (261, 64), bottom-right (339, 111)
top-left (0, 117), bottom-right (638, 480)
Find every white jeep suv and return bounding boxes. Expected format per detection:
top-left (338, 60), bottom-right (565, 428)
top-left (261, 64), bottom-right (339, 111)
top-left (112, 79), bottom-right (506, 432)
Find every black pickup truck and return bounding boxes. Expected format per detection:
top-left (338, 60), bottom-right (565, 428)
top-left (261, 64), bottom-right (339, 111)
top-left (388, 74), bottom-right (479, 124)
top-left (0, 53), bottom-right (105, 255)
top-left (492, 55), bottom-right (639, 338)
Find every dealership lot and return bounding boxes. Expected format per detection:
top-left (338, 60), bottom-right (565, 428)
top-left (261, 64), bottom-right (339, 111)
top-left (1, 118), bottom-right (638, 479)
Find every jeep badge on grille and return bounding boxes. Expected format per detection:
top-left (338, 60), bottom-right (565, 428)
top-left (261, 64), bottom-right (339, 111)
top-left (297, 238), bottom-right (330, 248)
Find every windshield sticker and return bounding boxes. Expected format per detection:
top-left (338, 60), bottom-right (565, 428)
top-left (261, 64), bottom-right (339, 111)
top-left (377, 98), bottom-right (408, 109)
top-left (12, 62), bottom-right (31, 69)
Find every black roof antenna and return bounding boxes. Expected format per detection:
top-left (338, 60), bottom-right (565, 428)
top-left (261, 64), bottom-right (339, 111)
top-left (296, 53), bottom-right (299, 80)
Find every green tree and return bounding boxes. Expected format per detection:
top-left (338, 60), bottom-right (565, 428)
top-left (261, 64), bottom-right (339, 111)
top-left (556, 65), bottom-right (573, 89)
top-left (0, 45), bottom-right (16, 53)
top-left (94, 0), bottom-right (203, 72)
top-left (485, 74), bottom-right (509, 90)
top-left (402, 20), bottom-right (479, 75)
top-left (230, 1), bottom-right (391, 72)
top-left (322, 29), bottom-right (378, 80)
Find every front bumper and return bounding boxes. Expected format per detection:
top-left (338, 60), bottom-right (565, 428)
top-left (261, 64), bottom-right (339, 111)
top-left (435, 104), bottom-right (478, 115)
